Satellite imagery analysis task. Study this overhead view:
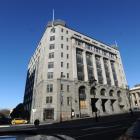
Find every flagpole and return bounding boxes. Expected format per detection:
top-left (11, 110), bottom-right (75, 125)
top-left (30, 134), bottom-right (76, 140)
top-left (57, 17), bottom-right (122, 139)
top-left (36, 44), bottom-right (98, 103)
top-left (52, 9), bottom-right (55, 27)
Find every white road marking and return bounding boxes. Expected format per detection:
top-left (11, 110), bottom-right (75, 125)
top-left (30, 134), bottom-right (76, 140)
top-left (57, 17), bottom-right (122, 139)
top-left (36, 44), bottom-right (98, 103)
top-left (0, 125), bottom-right (10, 128)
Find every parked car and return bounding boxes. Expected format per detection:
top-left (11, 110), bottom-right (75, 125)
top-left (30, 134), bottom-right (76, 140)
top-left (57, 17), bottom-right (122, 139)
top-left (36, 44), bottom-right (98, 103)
top-left (0, 116), bottom-right (11, 125)
top-left (11, 118), bottom-right (28, 125)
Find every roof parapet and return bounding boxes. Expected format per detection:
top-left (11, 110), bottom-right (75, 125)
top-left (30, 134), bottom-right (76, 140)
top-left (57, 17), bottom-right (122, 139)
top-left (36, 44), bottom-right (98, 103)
top-left (47, 19), bottom-right (66, 27)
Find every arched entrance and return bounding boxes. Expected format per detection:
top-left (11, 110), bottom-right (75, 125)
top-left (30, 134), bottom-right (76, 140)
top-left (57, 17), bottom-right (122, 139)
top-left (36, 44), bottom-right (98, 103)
top-left (100, 88), bottom-right (107, 112)
top-left (79, 86), bottom-right (86, 117)
top-left (90, 87), bottom-right (98, 113)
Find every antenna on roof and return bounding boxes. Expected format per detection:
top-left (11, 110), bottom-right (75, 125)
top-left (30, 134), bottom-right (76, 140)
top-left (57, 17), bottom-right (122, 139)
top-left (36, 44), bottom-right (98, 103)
top-left (52, 9), bottom-right (55, 27)
top-left (115, 40), bottom-right (118, 47)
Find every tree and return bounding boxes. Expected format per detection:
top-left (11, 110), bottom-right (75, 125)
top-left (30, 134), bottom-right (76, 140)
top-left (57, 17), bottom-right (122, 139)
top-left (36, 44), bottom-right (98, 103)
top-left (0, 109), bottom-right (10, 118)
top-left (10, 103), bottom-right (29, 120)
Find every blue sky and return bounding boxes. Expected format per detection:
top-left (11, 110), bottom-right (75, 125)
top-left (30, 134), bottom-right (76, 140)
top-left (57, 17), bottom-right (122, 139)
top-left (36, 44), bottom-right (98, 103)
top-left (0, 0), bottom-right (140, 109)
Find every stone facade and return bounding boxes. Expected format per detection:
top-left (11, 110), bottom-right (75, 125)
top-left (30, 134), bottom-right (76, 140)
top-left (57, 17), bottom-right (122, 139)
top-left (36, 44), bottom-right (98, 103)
top-left (23, 19), bottom-right (129, 123)
top-left (129, 85), bottom-right (140, 109)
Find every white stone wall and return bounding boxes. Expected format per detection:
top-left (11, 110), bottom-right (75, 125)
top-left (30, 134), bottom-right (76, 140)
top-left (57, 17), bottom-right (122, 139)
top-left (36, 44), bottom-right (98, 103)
top-left (25, 21), bottom-right (129, 123)
top-left (130, 87), bottom-right (140, 109)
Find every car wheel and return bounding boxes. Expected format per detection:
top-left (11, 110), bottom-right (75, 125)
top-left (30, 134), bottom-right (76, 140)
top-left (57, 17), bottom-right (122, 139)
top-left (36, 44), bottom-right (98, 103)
top-left (12, 122), bottom-right (15, 125)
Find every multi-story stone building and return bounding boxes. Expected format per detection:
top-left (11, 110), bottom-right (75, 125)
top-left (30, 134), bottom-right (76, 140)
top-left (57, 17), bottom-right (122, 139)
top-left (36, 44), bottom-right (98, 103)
top-left (23, 19), bottom-right (129, 123)
top-left (129, 85), bottom-right (140, 109)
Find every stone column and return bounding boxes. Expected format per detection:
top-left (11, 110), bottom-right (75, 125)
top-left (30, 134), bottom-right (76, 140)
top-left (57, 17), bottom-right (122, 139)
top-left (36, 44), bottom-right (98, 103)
top-left (136, 92), bottom-right (140, 106)
top-left (108, 60), bottom-right (115, 86)
top-left (114, 62), bottom-right (121, 87)
top-left (86, 87), bottom-right (93, 117)
top-left (92, 54), bottom-right (98, 82)
top-left (83, 50), bottom-right (88, 81)
top-left (71, 40), bottom-right (78, 80)
top-left (100, 57), bottom-right (107, 85)
top-left (105, 100), bottom-right (112, 114)
top-left (131, 93), bottom-right (135, 108)
top-left (96, 98), bottom-right (102, 116)
top-left (113, 100), bottom-right (121, 113)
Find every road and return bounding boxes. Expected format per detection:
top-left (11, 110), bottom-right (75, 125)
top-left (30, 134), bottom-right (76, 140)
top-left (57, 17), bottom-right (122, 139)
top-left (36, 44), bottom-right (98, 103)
top-left (0, 113), bottom-right (140, 140)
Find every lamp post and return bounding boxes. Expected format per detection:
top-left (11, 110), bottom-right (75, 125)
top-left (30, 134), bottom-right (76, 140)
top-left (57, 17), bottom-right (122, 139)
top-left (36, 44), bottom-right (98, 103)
top-left (70, 97), bottom-right (77, 119)
top-left (126, 85), bottom-right (133, 116)
top-left (89, 76), bottom-right (98, 122)
top-left (60, 75), bottom-right (65, 122)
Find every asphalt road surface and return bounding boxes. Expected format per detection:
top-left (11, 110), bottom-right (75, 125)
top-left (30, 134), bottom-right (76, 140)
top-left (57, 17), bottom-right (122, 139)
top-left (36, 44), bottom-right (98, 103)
top-left (0, 113), bottom-right (140, 140)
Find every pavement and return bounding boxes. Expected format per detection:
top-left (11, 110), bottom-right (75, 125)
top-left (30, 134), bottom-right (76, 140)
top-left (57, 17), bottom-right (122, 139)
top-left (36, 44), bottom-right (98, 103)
top-left (0, 112), bottom-right (140, 140)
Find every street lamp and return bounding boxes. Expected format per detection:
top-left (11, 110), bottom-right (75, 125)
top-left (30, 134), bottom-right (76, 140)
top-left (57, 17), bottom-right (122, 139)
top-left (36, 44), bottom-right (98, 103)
top-left (126, 85), bottom-right (133, 116)
top-left (70, 96), bottom-right (77, 119)
top-left (60, 75), bottom-right (65, 122)
top-left (89, 76), bottom-right (98, 122)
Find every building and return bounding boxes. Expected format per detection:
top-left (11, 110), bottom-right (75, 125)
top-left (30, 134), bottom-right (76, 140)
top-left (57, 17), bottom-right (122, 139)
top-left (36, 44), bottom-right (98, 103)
top-left (129, 85), bottom-right (140, 109)
top-left (23, 19), bottom-right (129, 123)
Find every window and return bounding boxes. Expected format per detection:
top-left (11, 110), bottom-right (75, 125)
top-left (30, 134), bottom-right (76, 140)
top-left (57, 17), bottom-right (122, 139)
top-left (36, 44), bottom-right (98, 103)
top-left (66, 38), bottom-right (69, 42)
top-left (109, 90), bottom-right (114, 96)
top-left (67, 63), bottom-right (69, 68)
top-left (61, 72), bottom-right (64, 78)
top-left (90, 87), bottom-right (96, 95)
top-left (61, 36), bottom-right (63, 40)
top-left (50, 28), bottom-right (55, 33)
top-left (75, 40), bottom-right (82, 46)
top-left (100, 89), bottom-right (106, 96)
top-left (67, 54), bottom-right (69, 59)
top-left (47, 84), bottom-right (53, 92)
top-left (43, 109), bottom-right (54, 120)
top-left (48, 62), bottom-right (54, 68)
top-left (49, 44), bottom-right (55, 50)
top-left (49, 52), bottom-right (54, 59)
top-left (47, 72), bottom-right (53, 79)
top-left (67, 73), bottom-right (69, 78)
top-left (67, 45), bottom-right (69, 50)
top-left (61, 28), bottom-right (63, 32)
top-left (67, 97), bottom-right (71, 106)
top-left (61, 62), bottom-right (63, 67)
top-left (61, 44), bottom-right (63, 49)
top-left (61, 84), bottom-right (63, 90)
top-left (66, 30), bottom-right (68, 34)
top-left (117, 91), bottom-right (121, 97)
top-left (67, 85), bottom-right (70, 92)
top-left (46, 96), bottom-right (52, 103)
top-left (61, 52), bottom-right (63, 58)
top-left (50, 36), bottom-right (55, 41)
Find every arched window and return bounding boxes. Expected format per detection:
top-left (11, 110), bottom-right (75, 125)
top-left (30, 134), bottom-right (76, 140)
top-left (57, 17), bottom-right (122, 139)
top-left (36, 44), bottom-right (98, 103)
top-left (100, 88), bottom-right (106, 96)
top-left (109, 90), bottom-right (114, 96)
top-left (90, 87), bottom-right (96, 95)
top-left (117, 91), bottom-right (121, 97)
top-left (79, 86), bottom-right (86, 100)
